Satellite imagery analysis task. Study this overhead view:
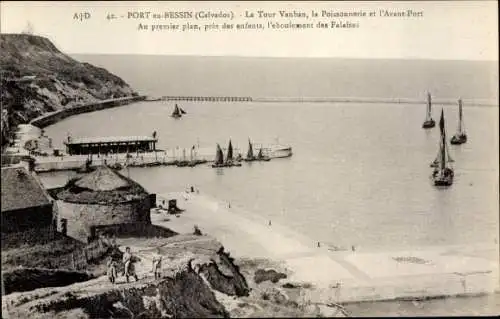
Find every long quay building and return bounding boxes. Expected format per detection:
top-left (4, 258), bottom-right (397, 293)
top-left (64, 136), bottom-right (158, 155)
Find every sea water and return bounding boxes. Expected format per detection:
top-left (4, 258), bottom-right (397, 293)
top-left (40, 56), bottom-right (499, 251)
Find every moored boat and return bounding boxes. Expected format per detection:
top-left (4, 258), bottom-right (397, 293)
top-left (244, 138), bottom-right (270, 162)
top-left (450, 98), bottom-right (467, 145)
top-left (432, 109), bottom-right (454, 187)
top-left (211, 143), bottom-right (225, 168)
top-left (422, 92), bottom-right (436, 129)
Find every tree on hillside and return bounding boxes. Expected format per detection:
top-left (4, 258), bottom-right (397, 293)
top-left (22, 21), bottom-right (34, 35)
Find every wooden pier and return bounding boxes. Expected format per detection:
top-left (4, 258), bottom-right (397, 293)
top-left (161, 96), bottom-right (252, 102)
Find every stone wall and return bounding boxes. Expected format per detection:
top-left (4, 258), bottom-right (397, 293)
top-left (55, 196), bottom-right (151, 242)
top-left (1, 225), bottom-right (55, 249)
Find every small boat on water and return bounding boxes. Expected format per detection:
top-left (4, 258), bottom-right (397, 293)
top-left (450, 98), bottom-right (467, 145)
top-left (432, 109), bottom-right (454, 187)
top-left (256, 148), bottom-right (271, 161)
top-left (180, 107), bottom-right (187, 114)
top-left (211, 144), bottom-right (225, 168)
top-left (422, 92), bottom-right (436, 129)
top-left (225, 139), bottom-right (242, 167)
top-left (244, 138), bottom-right (271, 162)
top-left (171, 104), bottom-right (182, 118)
top-left (212, 140), bottom-right (242, 168)
top-left (176, 148), bottom-right (189, 167)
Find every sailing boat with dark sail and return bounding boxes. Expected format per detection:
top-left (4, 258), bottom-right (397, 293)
top-left (432, 109), bottom-right (454, 186)
top-left (212, 144), bottom-right (225, 168)
top-left (171, 104), bottom-right (182, 118)
top-left (180, 107), bottom-right (187, 115)
top-left (450, 98), bottom-right (467, 145)
top-left (225, 139), bottom-right (242, 167)
top-left (245, 138), bottom-right (255, 161)
top-left (422, 92), bottom-right (436, 129)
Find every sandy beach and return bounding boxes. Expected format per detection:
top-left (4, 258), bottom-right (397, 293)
top-left (153, 190), bottom-right (499, 304)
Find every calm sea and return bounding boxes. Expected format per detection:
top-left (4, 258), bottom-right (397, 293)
top-left (41, 56), bottom-right (499, 251)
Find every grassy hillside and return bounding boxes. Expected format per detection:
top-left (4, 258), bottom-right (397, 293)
top-left (0, 33), bottom-right (137, 148)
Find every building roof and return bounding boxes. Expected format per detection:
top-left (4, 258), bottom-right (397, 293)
top-left (74, 165), bottom-right (131, 191)
top-left (65, 136), bottom-right (157, 145)
top-left (1, 166), bottom-right (52, 212)
top-left (56, 165), bottom-right (149, 204)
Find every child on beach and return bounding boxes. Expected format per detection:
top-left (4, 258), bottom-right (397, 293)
top-left (106, 257), bottom-right (117, 284)
top-left (152, 249), bottom-right (163, 280)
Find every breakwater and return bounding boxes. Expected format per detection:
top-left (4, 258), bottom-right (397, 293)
top-left (29, 95), bottom-right (146, 128)
top-left (162, 96), bottom-right (252, 102)
top-left (154, 96), bottom-right (496, 106)
top-left (252, 96), bottom-right (498, 107)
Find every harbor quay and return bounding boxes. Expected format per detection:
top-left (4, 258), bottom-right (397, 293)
top-left (32, 144), bottom-right (291, 172)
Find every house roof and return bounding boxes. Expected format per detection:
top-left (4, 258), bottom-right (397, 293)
top-left (1, 166), bottom-right (52, 212)
top-left (56, 165), bottom-right (149, 204)
top-left (74, 165), bottom-right (131, 191)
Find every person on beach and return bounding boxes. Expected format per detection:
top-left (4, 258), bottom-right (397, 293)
top-left (106, 257), bottom-right (117, 284)
top-left (123, 247), bottom-right (139, 283)
top-left (268, 220), bottom-right (272, 226)
top-left (351, 245), bottom-right (356, 252)
top-left (152, 249), bottom-right (163, 280)
top-left (228, 202), bottom-right (231, 208)
top-left (317, 242), bottom-right (321, 248)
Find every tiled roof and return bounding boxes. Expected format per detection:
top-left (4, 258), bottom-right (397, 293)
top-left (1, 166), bottom-right (52, 212)
top-left (65, 136), bottom-right (157, 145)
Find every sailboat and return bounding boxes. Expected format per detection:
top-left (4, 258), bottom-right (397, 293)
top-left (176, 148), bottom-right (189, 167)
top-left (256, 148), bottom-right (271, 161)
top-left (432, 109), bottom-right (454, 186)
top-left (450, 98), bottom-right (467, 145)
top-left (244, 139), bottom-right (255, 161)
top-left (225, 139), bottom-right (242, 167)
top-left (212, 144), bottom-right (225, 168)
top-left (180, 107), bottom-right (187, 114)
top-left (422, 92), bottom-right (436, 129)
top-left (171, 104), bottom-right (182, 118)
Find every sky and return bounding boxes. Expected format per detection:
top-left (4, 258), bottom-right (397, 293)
top-left (1, 1), bottom-right (498, 61)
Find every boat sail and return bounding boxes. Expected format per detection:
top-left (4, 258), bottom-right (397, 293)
top-left (430, 138), bottom-right (454, 167)
top-left (422, 92), bottom-right (436, 129)
top-left (171, 104), bottom-right (182, 118)
top-left (212, 144), bottom-right (224, 167)
top-left (450, 98), bottom-right (467, 145)
top-left (432, 109), bottom-right (454, 186)
top-left (180, 107), bottom-right (187, 114)
top-left (226, 140), bottom-right (233, 163)
top-left (246, 138), bottom-right (254, 160)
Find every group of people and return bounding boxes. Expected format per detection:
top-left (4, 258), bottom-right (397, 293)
top-left (106, 247), bottom-right (163, 284)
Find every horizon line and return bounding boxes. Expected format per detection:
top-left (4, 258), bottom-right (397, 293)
top-left (67, 53), bottom-right (499, 63)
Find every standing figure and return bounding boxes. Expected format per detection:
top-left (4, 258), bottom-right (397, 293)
top-left (123, 247), bottom-right (139, 282)
top-left (152, 249), bottom-right (163, 280)
top-left (106, 257), bottom-right (117, 284)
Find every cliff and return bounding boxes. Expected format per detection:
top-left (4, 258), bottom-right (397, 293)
top-left (0, 34), bottom-right (136, 147)
top-left (1, 235), bottom-right (249, 318)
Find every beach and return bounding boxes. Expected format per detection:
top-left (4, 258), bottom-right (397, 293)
top-left (153, 190), bottom-right (499, 305)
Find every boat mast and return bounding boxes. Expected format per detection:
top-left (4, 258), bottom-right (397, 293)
top-left (458, 98), bottom-right (463, 134)
top-left (426, 92), bottom-right (432, 120)
top-left (439, 109), bottom-right (446, 170)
